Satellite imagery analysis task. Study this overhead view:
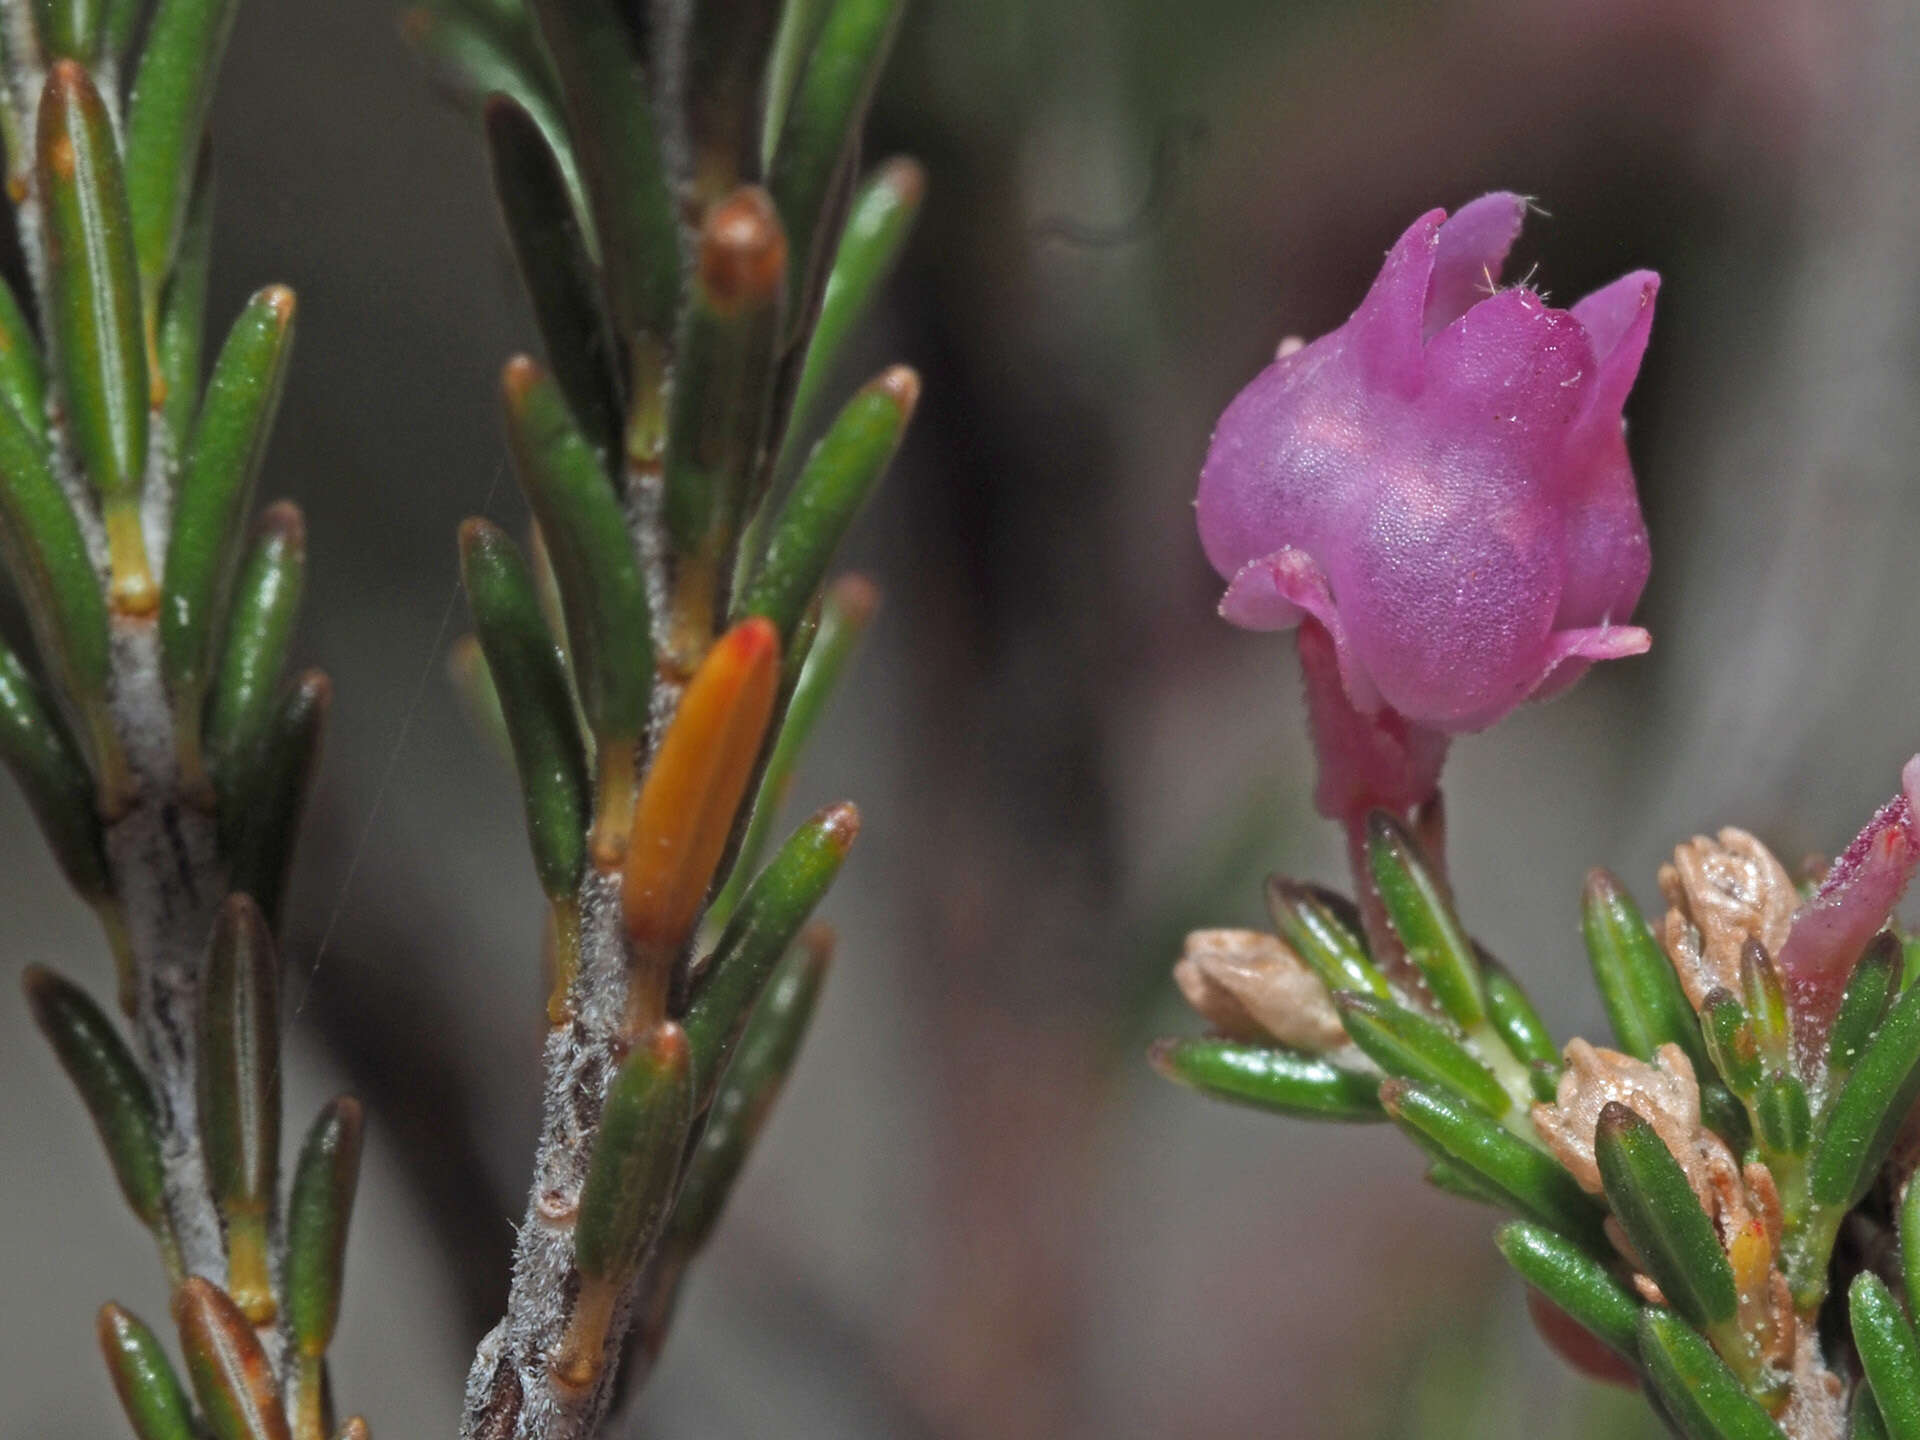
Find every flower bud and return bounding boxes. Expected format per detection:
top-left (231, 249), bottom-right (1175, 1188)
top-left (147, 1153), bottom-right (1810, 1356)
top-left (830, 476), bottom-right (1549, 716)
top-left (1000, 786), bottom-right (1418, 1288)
top-left (1172, 928), bottom-right (1347, 1053)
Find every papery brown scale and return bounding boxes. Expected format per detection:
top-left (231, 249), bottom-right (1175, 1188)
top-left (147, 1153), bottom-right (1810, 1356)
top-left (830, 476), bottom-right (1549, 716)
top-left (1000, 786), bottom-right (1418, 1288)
top-left (1657, 829), bottom-right (1797, 1011)
top-left (1531, 1040), bottom-right (1702, 1198)
top-left (1172, 929), bottom-right (1348, 1053)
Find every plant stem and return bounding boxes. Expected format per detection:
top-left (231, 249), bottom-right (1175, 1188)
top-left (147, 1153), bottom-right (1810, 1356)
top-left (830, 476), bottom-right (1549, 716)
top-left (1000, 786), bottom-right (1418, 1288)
top-left (461, 869), bottom-right (637, 1439)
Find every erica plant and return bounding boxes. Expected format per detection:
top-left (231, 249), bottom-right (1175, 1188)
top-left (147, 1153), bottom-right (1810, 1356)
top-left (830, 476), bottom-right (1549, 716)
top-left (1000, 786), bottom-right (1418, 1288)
top-left (1158, 195), bottom-right (1920, 1439)
top-left (405, 0), bottom-right (919, 1436)
top-left (5, 0), bottom-right (922, 1434)
top-left (0, 0), bottom-right (358, 1432)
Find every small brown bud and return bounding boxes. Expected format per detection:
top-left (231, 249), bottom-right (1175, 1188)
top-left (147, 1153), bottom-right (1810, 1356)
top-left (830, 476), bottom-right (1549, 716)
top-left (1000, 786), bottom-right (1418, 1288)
top-left (1173, 929), bottom-right (1347, 1052)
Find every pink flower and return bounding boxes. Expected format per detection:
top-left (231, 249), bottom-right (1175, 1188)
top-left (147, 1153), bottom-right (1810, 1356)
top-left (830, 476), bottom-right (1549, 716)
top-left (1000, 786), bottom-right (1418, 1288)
top-left (1196, 192), bottom-right (1657, 736)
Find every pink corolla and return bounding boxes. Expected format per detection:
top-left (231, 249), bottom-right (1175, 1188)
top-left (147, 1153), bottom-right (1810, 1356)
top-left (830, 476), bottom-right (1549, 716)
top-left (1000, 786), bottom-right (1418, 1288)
top-left (1196, 193), bottom-right (1658, 817)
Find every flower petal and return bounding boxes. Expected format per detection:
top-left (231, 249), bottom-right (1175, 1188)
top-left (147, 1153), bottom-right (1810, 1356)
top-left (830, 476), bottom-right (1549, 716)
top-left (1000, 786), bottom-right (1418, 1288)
top-left (1346, 208), bottom-right (1443, 399)
top-left (1573, 269), bottom-right (1661, 360)
top-left (1572, 271), bottom-right (1659, 433)
top-left (1424, 192), bottom-right (1527, 340)
top-left (1329, 437), bottom-right (1566, 728)
top-left (1222, 546), bottom-right (1390, 716)
top-left (1195, 341), bottom-right (1368, 582)
top-left (1218, 547), bottom-right (1312, 631)
top-left (1553, 447), bottom-right (1651, 632)
top-left (1421, 287), bottom-right (1594, 449)
top-left (1528, 622), bottom-right (1652, 705)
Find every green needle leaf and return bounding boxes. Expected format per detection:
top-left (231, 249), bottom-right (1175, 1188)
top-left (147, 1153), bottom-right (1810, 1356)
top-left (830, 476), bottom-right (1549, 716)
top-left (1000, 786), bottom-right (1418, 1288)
top-left (669, 932), bottom-right (829, 1257)
top-left (0, 377), bottom-right (117, 796)
top-left (1494, 1220), bottom-right (1642, 1360)
top-left (1700, 988), bottom-right (1761, 1096)
top-left (1811, 975), bottom-right (1920, 1210)
top-left (125, 0), bottom-right (242, 306)
top-left (502, 358), bottom-right (649, 759)
top-left (1751, 1072), bottom-right (1811, 1158)
top-left (1379, 1079), bottom-right (1602, 1245)
top-left (767, 0), bottom-right (905, 310)
top-left (1365, 810), bottom-right (1486, 1028)
top-left (98, 1303), bottom-right (197, 1440)
top-left (35, 0), bottom-right (104, 61)
top-left (412, 0), bottom-right (545, 67)
top-left (484, 96), bottom-right (623, 460)
top-left (526, 0), bottom-right (680, 346)
top-left (706, 571), bottom-right (875, 932)
top-left (1855, 1272), bottom-right (1920, 1440)
top-left (224, 668), bottom-right (329, 928)
top-left (1333, 992), bottom-right (1510, 1117)
top-left (1481, 953), bottom-right (1559, 1070)
top-left (1739, 939), bottom-right (1790, 1068)
top-left (1582, 868), bottom-right (1708, 1069)
top-left (162, 285), bottom-right (297, 766)
top-left (684, 802), bottom-right (857, 1102)
top-left (458, 517), bottom-right (588, 902)
top-left (1699, 1081), bottom-right (1752, 1152)
top-left (285, 1096), bottom-right (364, 1360)
top-left (1859, 1388), bottom-right (1896, 1440)
top-left (156, 142), bottom-right (214, 448)
top-left (775, 156), bottom-right (924, 479)
top-left (0, 25), bottom-right (22, 181)
top-left (738, 365), bottom-right (916, 641)
top-left (663, 187), bottom-right (788, 596)
top-left (102, 0), bottom-right (137, 55)
top-left (1902, 1167), bottom-right (1920, 1319)
top-left (1827, 931), bottom-right (1899, 1086)
top-left (760, 0), bottom-right (830, 170)
top-left (1424, 1158), bottom-right (1506, 1205)
top-left (1594, 1102), bottom-right (1736, 1330)
top-left (575, 1021), bottom-right (693, 1288)
top-left (39, 61), bottom-right (153, 613)
top-left (402, 5), bottom-right (585, 224)
top-left (686, 0), bottom-right (783, 202)
top-left (0, 636), bottom-right (110, 907)
top-left (22, 966), bottom-right (168, 1236)
top-left (1148, 1036), bottom-right (1385, 1122)
top-left (1636, 1309), bottom-right (1785, 1440)
top-left (1264, 877), bottom-right (1390, 1000)
top-left (196, 894), bottom-right (281, 1324)
top-left (171, 1276), bottom-right (291, 1440)
top-left (205, 501), bottom-right (306, 796)
top-left (0, 275), bottom-right (48, 437)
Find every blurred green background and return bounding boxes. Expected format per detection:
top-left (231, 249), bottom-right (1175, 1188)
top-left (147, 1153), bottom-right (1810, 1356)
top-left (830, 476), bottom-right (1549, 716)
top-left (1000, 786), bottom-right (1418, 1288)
top-left (3, 0), bottom-right (1914, 1434)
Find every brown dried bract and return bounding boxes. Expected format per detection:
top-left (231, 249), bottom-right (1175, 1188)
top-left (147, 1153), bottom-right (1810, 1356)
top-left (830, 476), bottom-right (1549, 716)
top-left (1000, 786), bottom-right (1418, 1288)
top-left (1658, 828), bottom-right (1797, 1010)
top-left (1532, 1041), bottom-right (1706, 1197)
top-left (1173, 929), bottom-right (1348, 1052)
top-left (1534, 1038), bottom-right (1818, 1421)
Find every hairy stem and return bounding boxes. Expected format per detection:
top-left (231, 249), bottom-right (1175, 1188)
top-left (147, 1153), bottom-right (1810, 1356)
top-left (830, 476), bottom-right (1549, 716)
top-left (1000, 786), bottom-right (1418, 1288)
top-left (461, 870), bottom-right (637, 1440)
